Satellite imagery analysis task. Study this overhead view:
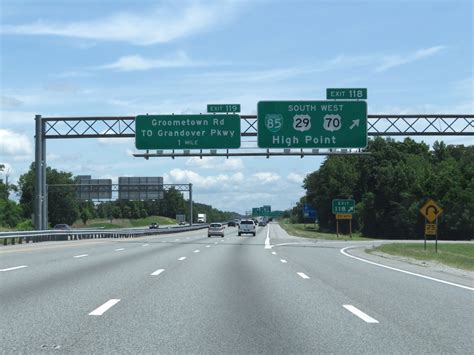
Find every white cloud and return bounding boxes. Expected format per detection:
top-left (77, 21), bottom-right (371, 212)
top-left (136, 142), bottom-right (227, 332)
top-left (0, 2), bottom-right (239, 45)
top-left (253, 172), bottom-right (280, 183)
top-left (376, 45), bottom-right (446, 72)
top-left (100, 52), bottom-right (203, 71)
top-left (185, 157), bottom-right (244, 171)
top-left (1, 95), bottom-right (23, 109)
top-left (0, 129), bottom-right (32, 157)
top-left (165, 168), bottom-right (244, 189)
top-left (287, 172), bottom-right (303, 184)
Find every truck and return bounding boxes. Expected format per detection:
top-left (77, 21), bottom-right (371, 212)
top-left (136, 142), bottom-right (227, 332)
top-left (197, 213), bottom-right (207, 223)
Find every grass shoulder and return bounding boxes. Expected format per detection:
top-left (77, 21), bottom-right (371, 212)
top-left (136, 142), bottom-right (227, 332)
top-left (367, 243), bottom-right (474, 271)
top-left (278, 219), bottom-right (370, 241)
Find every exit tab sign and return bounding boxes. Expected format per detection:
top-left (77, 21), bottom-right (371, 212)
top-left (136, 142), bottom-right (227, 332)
top-left (327, 88), bottom-right (367, 100)
top-left (207, 104), bottom-right (241, 113)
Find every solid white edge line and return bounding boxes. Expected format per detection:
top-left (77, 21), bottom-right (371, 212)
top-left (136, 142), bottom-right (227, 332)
top-left (150, 269), bottom-right (165, 276)
top-left (265, 225), bottom-right (272, 249)
top-left (89, 299), bottom-right (120, 316)
top-left (340, 246), bottom-right (474, 291)
top-left (0, 265), bottom-right (28, 272)
top-left (280, 259), bottom-right (288, 263)
top-left (297, 272), bottom-right (310, 279)
top-left (73, 254), bottom-right (88, 258)
top-left (343, 305), bottom-right (379, 323)
top-left (178, 257), bottom-right (186, 261)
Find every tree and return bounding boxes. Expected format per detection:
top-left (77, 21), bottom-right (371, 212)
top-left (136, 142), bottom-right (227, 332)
top-left (18, 163), bottom-right (79, 226)
top-left (80, 208), bottom-right (90, 225)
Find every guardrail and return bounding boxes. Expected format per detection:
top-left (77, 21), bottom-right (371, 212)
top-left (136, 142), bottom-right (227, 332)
top-left (0, 224), bottom-right (209, 246)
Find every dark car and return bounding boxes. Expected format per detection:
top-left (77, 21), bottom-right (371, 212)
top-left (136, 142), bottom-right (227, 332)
top-left (53, 224), bottom-right (71, 230)
top-left (258, 221), bottom-right (266, 226)
top-left (149, 223), bottom-right (159, 229)
top-left (228, 221), bottom-right (236, 227)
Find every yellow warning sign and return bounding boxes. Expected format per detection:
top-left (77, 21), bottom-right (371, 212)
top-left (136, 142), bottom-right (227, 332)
top-left (425, 223), bottom-right (437, 236)
top-left (420, 199), bottom-right (443, 223)
top-left (336, 213), bottom-right (352, 220)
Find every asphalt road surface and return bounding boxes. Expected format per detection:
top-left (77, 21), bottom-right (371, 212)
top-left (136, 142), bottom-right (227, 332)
top-left (1, 223), bottom-right (473, 353)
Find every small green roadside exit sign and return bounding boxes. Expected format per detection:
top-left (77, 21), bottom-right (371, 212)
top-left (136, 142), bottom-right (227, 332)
top-left (332, 199), bottom-right (355, 214)
top-left (327, 88), bottom-right (367, 100)
top-left (207, 104), bottom-right (241, 113)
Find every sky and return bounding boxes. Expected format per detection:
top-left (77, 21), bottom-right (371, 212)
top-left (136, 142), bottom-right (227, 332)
top-left (0, 0), bottom-right (473, 214)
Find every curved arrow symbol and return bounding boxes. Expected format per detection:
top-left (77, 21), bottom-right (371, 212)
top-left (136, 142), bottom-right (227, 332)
top-left (425, 205), bottom-right (439, 221)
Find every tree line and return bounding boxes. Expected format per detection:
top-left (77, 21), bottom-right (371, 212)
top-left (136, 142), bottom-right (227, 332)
top-left (291, 138), bottom-right (473, 240)
top-left (0, 163), bottom-right (238, 229)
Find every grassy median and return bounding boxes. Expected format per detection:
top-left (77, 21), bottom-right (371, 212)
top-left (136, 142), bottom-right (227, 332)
top-left (368, 243), bottom-right (474, 271)
top-left (73, 215), bottom-right (177, 229)
top-left (279, 219), bottom-right (370, 241)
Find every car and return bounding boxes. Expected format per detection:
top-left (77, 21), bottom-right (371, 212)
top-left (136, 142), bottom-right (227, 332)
top-left (258, 221), bottom-right (266, 226)
top-left (238, 220), bottom-right (256, 237)
top-left (149, 222), bottom-right (159, 229)
top-left (53, 224), bottom-right (71, 230)
top-left (179, 221), bottom-right (186, 226)
top-left (208, 223), bottom-right (225, 238)
top-left (228, 221), bottom-right (236, 227)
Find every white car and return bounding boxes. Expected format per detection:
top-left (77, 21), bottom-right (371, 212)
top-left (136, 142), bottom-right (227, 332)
top-left (208, 223), bottom-right (225, 238)
top-left (238, 220), bottom-right (256, 237)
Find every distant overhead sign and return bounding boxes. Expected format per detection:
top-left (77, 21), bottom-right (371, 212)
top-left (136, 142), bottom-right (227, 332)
top-left (207, 104), bottom-right (241, 113)
top-left (420, 199), bottom-right (443, 223)
top-left (327, 88), bottom-right (367, 100)
top-left (118, 177), bottom-right (163, 201)
top-left (257, 101), bottom-right (367, 149)
top-left (332, 199), bottom-right (355, 214)
top-left (135, 114), bottom-right (241, 150)
top-left (75, 176), bottom-right (112, 200)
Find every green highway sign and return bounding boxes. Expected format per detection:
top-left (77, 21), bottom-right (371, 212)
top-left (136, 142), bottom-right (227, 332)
top-left (327, 88), bottom-right (367, 100)
top-left (207, 104), bottom-right (241, 113)
top-left (135, 114), bottom-right (241, 150)
top-left (332, 199), bottom-right (355, 214)
top-left (257, 101), bottom-right (367, 148)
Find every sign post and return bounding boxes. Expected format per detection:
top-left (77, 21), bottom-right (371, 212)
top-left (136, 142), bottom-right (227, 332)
top-left (332, 199), bottom-right (355, 238)
top-left (420, 199), bottom-right (443, 252)
top-left (257, 101), bottom-right (367, 149)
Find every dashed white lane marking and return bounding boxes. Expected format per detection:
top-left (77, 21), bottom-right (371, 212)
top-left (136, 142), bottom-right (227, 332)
top-left (340, 246), bottom-right (474, 291)
top-left (206, 245), bottom-right (211, 248)
top-left (194, 250), bottom-right (200, 253)
top-left (178, 257), bottom-right (187, 261)
top-left (89, 299), bottom-right (120, 316)
top-left (280, 259), bottom-right (287, 263)
top-left (343, 305), bottom-right (379, 323)
top-left (142, 244), bottom-right (149, 247)
top-left (186, 237), bottom-right (190, 240)
top-left (175, 239), bottom-right (179, 241)
top-left (0, 265), bottom-right (28, 272)
top-left (271, 251), bottom-right (277, 255)
top-left (115, 248), bottom-right (125, 251)
top-left (264, 226), bottom-right (272, 249)
top-left (297, 272), bottom-right (310, 279)
top-left (150, 269), bottom-right (165, 276)
top-left (74, 254), bottom-right (88, 258)
top-left (214, 242), bottom-right (218, 244)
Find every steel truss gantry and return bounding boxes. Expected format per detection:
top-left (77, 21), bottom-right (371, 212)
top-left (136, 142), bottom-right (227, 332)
top-left (34, 114), bottom-right (474, 229)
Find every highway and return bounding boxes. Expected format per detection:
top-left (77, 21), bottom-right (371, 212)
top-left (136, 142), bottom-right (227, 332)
top-left (1, 223), bottom-right (473, 353)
